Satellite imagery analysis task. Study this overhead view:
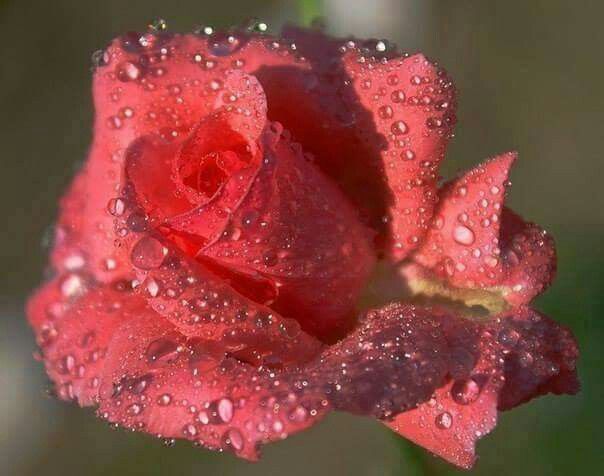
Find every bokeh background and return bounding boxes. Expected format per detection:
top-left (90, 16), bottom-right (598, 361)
top-left (1, 0), bottom-right (602, 475)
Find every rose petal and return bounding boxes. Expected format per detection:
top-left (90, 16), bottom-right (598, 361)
top-left (98, 313), bottom-right (330, 460)
top-left (413, 152), bottom-right (516, 287)
top-left (494, 307), bottom-right (579, 410)
top-left (131, 238), bottom-right (324, 367)
top-left (97, 302), bottom-right (464, 460)
top-left (52, 31), bottom-right (310, 282)
top-left (265, 27), bottom-right (457, 259)
top-left (412, 153), bottom-right (556, 304)
top-left (386, 305), bottom-right (579, 468)
top-left (385, 317), bottom-right (501, 469)
top-left (498, 209), bottom-right (557, 306)
top-left (27, 278), bottom-right (144, 405)
top-left (196, 123), bottom-right (375, 338)
top-left (309, 303), bottom-right (454, 418)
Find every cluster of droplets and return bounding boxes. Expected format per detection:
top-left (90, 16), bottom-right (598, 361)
top-left (98, 330), bottom-right (329, 456)
top-left (421, 159), bottom-right (516, 286)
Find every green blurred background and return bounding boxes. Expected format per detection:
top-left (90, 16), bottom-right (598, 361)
top-left (1, 0), bottom-right (602, 474)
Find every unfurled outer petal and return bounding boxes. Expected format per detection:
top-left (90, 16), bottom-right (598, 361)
top-left (130, 237), bottom-right (324, 367)
top-left (97, 303), bottom-right (467, 459)
top-left (268, 27), bottom-right (457, 259)
top-left (97, 314), bottom-right (330, 461)
top-left (27, 277), bottom-right (146, 405)
top-left (413, 153), bottom-right (556, 305)
top-left (386, 306), bottom-right (579, 468)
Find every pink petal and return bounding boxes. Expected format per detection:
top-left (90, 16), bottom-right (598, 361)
top-left (386, 305), bottom-right (579, 468)
top-left (268, 27), bottom-right (457, 259)
top-left (27, 278), bottom-right (146, 405)
top-left (413, 152), bottom-right (516, 287)
top-left (97, 313), bottom-right (330, 460)
top-left (97, 302), bottom-right (461, 459)
top-left (498, 209), bottom-right (557, 306)
top-left (494, 307), bottom-right (579, 410)
top-left (412, 152), bottom-right (556, 304)
top-left (130, 237), bottom-right (324, 367)
top-left (197, 123), bottom-right (376, 338)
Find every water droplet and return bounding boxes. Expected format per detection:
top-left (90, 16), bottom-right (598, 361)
top-left (217, 398), bottom-right (234, 423)
top-left (127, 403), bottom-right (143, 416)
top-left (60, 274), bottom-right (85, 297)
top-left (182, 423), bottom-right (198, 438)
top-left (148, 18), bottom-right (167, 32)
top-left (378, 105), bottom-right (393, 119)
top-left (262, 251), bottom-right (278, 267)
top-left (498, 328), bottom-right (520, 347)
top-left (224, 428), bottom-right (244, 451)
top-left (117, 61), bottom-right (143, 82)
top-left (289, 405), bottom-right (308, 422)
top-left (107, 198), bottom-right (126, 216)
top-left (391, 120), bottom-right (408, 135)
top-left (130, 236), bottom-right (167, 270)
top-left (375, 40), bottom-right (387, 52)
top-left (435, 411), bottom-right (453, 429)
top-left (145, 338), bottom-right (179, 364)
top-left (451, 378), bottom-right (481, 405)
top-left (158, 393), bottom-right (172, 406)
top-left (391, 90), bottom-right (405, 103)
top-left (453, 225), bottom-right (475, 245)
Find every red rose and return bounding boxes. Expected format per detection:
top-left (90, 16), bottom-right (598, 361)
top-left (27, 24), bottom-right (579, 468)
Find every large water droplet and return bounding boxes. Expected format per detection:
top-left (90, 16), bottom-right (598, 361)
top-left (453, 225), bottom-right (475, 246)
top-left (451, 378), bottom-right (481, 405)
top-left (145, 338), bottom-right (179, 364)
top-left (217, 398), bottom-right (234, 423)
top-left (131, 236), bottom-right (167, 270)
top-left (224, 428), bottom-right (244, 451)
top-left (435, 411), bottom-right (453, 429)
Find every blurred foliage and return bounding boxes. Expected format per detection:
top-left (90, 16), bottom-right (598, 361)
top-left (0, 0), bottom-right (602, 475)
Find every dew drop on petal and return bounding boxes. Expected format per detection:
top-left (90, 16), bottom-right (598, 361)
top-left (217, 398), bottom-right (234, 423)
top-left (224, 428), bottom-right (244, 451)
top-left (145, 338), bottom-right (179, 364)
top-left (391, 120), bottom-right (408, 135)
top-left (130, 236), bottom-right (167, 270)
top-left (453, 225), bottom-right (475, 246)
top-left (435, 411), bottom-right (453, 429)
top-left (451, 378), bottom-right (481, 405)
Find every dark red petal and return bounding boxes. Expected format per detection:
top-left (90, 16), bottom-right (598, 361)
top-left (27, 278), bottom-right (144, 405)
top-left (130, 238), bottom-right (324, 367)
top-left (498, 209), bottom-right (557, 306)
top-left (412, 153), bottom-right (556, 304)
top-left (197, 124), bottom-right (376, 338)
top-left (413, 152), bottom-right (516, 287)
top-left (493, 307), bottom-right (579, 410)
top-left (98, 313), bottom-right (330, 460)
top-left (307, 303), bottom-right (454, 418)
top-left (97, 302), bottom-right (464, 459)
top-left (386, 305), bottom-right (579, 468)
top-left (263, 27), bottom-right (457, 259)
top-left (386, 319), bottom-right (501, 469)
